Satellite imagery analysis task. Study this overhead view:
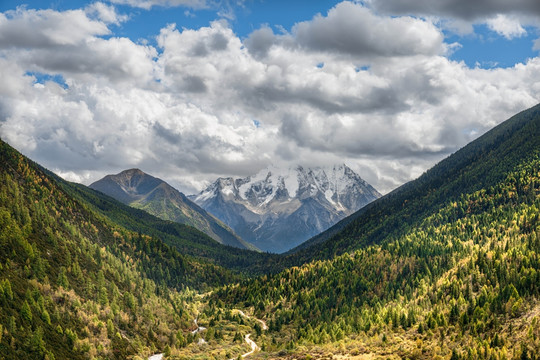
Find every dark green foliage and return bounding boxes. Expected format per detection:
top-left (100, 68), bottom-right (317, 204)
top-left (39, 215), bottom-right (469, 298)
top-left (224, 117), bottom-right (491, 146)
top-left (21, 300), bottom-right (32, 322)
top-left (0, 138), bottom-right (239, 358)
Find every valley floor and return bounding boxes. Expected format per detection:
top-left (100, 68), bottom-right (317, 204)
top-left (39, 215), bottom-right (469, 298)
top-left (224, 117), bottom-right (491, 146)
top-left (158, 298), bottom-right (539, 359)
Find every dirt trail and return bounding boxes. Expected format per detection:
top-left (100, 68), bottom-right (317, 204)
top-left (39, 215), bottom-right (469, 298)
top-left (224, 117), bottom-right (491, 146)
top-left (150, 309), bottom-right (267, 360)
top-left (229, 309), bottom-right (267, 359)
top-left (236, 309), bottom-right (268, 330)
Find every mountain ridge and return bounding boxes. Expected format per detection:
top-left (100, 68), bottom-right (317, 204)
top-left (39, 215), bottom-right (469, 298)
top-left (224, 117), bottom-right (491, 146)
top-left (190, 164), bottom-right (381, 253)
top-left (90, 168), bottom-right (257, 251)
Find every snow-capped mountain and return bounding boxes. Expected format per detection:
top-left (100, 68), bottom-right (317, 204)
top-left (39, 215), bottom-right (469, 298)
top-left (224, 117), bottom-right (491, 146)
top-left (189, 164), bottom-right (381, 253)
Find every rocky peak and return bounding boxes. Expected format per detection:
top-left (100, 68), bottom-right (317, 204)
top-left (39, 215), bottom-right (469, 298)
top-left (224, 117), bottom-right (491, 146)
top-left (190, 164), bottom-right (381, 253)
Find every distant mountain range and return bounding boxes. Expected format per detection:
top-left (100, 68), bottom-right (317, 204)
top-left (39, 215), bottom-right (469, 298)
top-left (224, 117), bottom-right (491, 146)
top-left (189, 164), bottom-right (381, 253)
top-left (90, 169), bottom-right (256, 250)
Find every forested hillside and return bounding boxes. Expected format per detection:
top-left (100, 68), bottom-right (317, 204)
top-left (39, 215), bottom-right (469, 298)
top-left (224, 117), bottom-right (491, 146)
top-left (212, 106), bottom-right (540, 358)
top-left (58, 179), bottom-right (277, 274)
top-left (0, 139), bottom-right (242, 359)
top-left (216, 155), bottom-right (540, 358)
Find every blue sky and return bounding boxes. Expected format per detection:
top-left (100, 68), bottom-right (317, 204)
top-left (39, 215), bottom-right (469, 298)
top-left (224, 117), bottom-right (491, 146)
top-left (2, 0), bottom-right (537, 68)
top-left (445, 24), bottom-right (539, 68)
top-left (1, 0), bottom-right (540, 194)
top-left (0, 1), bottom-right (340, 39)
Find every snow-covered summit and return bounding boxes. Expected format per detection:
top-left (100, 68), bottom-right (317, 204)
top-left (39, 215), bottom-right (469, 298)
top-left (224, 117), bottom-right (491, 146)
top-left (194, 164), bottom-right (375, 207)
top-left (189, 164), bottom-right (381, 253)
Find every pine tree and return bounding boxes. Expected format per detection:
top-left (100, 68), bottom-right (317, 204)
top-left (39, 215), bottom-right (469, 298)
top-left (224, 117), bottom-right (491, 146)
top-left (21, 300), bottom-right (32, 322)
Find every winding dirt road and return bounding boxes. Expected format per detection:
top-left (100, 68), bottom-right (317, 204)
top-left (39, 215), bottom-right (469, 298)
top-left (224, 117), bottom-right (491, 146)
top-left (149, 310), bottom-right (266, 360)
top-left (229, 310), bottom-right (267, 359)
top-left (236, 310), bottom-right (268, 331)
top-left (243, 334), bottom-right (259, 356)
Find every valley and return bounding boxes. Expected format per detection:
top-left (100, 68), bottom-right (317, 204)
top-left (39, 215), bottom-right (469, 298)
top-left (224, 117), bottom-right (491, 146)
top-left (2, 0), bottom-right (540, 359)
top-left (0, 104), bottom-right (540, 359)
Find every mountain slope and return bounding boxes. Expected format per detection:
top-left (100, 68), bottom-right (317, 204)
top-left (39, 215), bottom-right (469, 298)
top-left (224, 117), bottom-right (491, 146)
top-left (215, 104), bottom-right (540, 358)
top-left (191, 164), bottom-right (381, 253)
top-left (0, 138), bottom-right (243, 359)
top-left (290, 103), bottom-right (540, 261)
top-left (90, 169), bottom-right (256, 251)
top-left (55, 177), bottom-right (278, 275)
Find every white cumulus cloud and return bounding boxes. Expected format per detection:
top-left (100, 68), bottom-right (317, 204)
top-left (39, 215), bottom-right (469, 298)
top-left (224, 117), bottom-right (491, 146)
top-left (1, 2), bottom-right (540, 195)
top-left (293, 1), bottom-right (446, 57)
top-left (486, 14), bottom-right (527, 39)
top-left (85, 2), bottom-right (129, 25)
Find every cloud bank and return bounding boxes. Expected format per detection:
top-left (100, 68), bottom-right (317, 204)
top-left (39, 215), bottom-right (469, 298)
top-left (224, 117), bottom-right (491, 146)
top-left (1, 1), bottom-right (539, 194)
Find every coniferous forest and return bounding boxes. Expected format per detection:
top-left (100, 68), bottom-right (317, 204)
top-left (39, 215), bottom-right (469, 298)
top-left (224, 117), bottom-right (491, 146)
top-left (1, 104), bottom-right (540, 359)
